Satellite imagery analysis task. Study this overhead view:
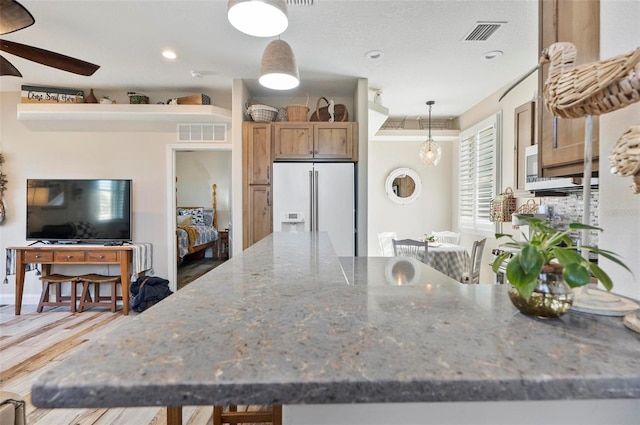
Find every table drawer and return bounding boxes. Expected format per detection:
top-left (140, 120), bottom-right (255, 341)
top-left (86, 251), bottom-right (118, 262)
top-left (24, 251), bottom-right (54, 263)
top-left (54, 251), bottom-right (87, 262)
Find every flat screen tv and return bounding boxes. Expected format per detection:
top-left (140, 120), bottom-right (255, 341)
top-left (27, 179), bottom-right (133, 243)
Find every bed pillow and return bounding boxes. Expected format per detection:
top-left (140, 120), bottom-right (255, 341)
top-left (177, 207), bottom-right (204, 225)
top-left (177, 215), bottom-right (192, 226)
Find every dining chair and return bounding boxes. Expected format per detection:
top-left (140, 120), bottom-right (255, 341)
top-left (378, 231), bottom-right (397, 256)
top-left (431, 230), bottom-right (461, 245)
top-left (464, 238), bottom-right (487, 284)
top-left (392, 238), bottom-right (428, 261)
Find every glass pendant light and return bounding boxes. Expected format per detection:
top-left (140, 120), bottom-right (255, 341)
top-left (227, 0), bottom-right (288, 37)
top-left (418, 100), bottom-right (442, 166)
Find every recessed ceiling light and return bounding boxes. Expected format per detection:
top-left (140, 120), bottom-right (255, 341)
top-left (365, 50), bottom-right (384, 61)
top-left (162, 50), bottom-right (177, 60)
top-left (483, 50), bottom-right (503, 60)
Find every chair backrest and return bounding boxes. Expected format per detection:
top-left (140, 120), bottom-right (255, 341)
top-left (469, 238), bottom-right (487, 284)
top-left (392, 238), bottom-right (428, 261)
top-left (431, 230), bottom-right (461, 245)
top-left (378, 232), bottom-right (397, 256)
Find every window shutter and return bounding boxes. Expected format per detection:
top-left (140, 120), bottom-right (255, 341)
top-left (458, 114), bottom-right (500, 236)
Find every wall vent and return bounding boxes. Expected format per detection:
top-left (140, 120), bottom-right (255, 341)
top-left (463, 21), bottom-right (505, 41)
top-left (177, 123), bottom-right (227, 142)
top-left (287, 0), bottom-right (314, 5)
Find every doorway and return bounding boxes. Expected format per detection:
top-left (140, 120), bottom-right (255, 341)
top-left (167, 144), bottom-right (232, 292)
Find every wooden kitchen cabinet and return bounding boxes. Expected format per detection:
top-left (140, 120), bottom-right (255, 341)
top-left (273, 122), bottom-right (358, 161)
top-left (243, 122), bottom-right (273, 249)
top-left (538, 0), bottom-right (599, 177)
top-left (514, 101), bottom-right (535, 191)
top-left (245, 185), bottom-right (272, 248)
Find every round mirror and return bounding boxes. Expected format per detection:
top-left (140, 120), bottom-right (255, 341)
top-left (385, 167), bottom-right (421, 204)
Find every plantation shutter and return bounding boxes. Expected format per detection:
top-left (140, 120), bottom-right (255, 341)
top-left (458, 113), bottom-right (500, 236)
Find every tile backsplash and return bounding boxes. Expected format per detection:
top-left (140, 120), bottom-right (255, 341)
top-left (541, 190), bottom-right (599, 246)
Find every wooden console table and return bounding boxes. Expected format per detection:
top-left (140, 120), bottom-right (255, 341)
top-left (9, 245), bottom-right (148, 316)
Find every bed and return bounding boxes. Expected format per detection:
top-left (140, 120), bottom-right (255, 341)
top-left (176, 184), bottom-right (219, 263)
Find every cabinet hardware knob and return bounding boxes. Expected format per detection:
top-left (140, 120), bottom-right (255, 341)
top-left (309, 150), bottom-right (313, 154)
top-left (35, 255), bottom-right (41, 258)
top-left (66, 256), bottom-right (73, 260)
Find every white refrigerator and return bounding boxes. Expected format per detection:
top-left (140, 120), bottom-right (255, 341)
top-left (272, 162), bottom-right (355, 257)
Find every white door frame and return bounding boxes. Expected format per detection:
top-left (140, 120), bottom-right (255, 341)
top-left (166, 143), bottom-right (232, 292)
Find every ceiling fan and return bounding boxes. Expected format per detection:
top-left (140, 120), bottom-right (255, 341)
top-left (0, 0), bottom-right (99, 77)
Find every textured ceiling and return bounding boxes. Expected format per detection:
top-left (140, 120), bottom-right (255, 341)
top-left (0, 0), bottom-right (543, 119)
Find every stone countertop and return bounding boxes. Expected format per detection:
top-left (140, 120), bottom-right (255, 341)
top-left (32, 232), bottom-right (640, 409)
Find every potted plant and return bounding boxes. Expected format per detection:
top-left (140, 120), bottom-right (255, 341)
top-left (493, 214), bottom-right (632, 318)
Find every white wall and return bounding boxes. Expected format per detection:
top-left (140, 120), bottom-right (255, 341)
top-left (367, 139), bottom-right (454, 255)
top-left (176, 150), bottom-right (232, 229)
top-left (598, 0), bottom-right (640, 300)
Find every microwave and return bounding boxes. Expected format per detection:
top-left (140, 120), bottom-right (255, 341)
top-left (524, 145), bottom-right (597, 191)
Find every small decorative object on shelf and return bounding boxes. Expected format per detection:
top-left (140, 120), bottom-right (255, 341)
top-left (21, 85), bottom-right (84, 103)
top-left (493, 214), bottom-right (632, 318)
top-left (127, 92), bottom-right (149, 104)
top-left (609, 124), bottom-right (640, 194)
top-left (0, 154), bottom-right (7, 225)
top-left (85, 89), bottom-right (98, 103)
top-left (100, 96), bottom-right (112, 104)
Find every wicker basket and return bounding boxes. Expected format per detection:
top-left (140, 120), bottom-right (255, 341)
top-left (543, 42), bottom-right (640, 119)
top-left (247, 104), bottom-right (278, 122)
top-left (287, 94), bottom-right (310, 121)
top-left (490, 187), bottom-right (517, 222)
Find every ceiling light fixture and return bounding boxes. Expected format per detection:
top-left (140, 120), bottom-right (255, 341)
top-left (259, 38), bottom-right (299, 90)
top-left (227, 0), bottom-right (288, 37)
top-left (418, 100), bottom-right (442, 167)
top-left (162, 50), bottom-right (177, 60)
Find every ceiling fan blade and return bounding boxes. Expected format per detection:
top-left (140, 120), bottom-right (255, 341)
top-left (0, 54), bottom-right (22, 76)
top-left (0, 0), bottom-right (35, 35)
top-left (0, 39), bottom-right (100, 76)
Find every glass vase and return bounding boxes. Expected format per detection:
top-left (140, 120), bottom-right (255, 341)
top-left (508, 266), bottom-right (574, 318)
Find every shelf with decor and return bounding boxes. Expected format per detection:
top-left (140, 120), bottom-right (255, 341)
top-left (16, 103), bottom-right (232, 122)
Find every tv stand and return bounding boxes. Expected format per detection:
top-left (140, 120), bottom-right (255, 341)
top-left (9, 245), bottom-right (139, 315)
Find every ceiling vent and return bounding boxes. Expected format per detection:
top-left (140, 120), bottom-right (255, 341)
top-left (177, 124), bottom-right (227, 142)
top-left (463, 21), bottom-right (505, 41)
top-left (287, 0), bottom-right (314, 5)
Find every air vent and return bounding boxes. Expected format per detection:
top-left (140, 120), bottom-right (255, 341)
top-left (463, 21), bottom-right (505, 41)
top-left (287, 0), bottom-right (314, 5)
top-left (177, 123), bottom-right (227, 142)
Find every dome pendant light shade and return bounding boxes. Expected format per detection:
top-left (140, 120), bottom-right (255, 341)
top-left (227, 0), bottom-right (288, 37)
top-left (259, 39), bottom-right (300, 90)
top-left (418, 100), bottom-right (442, 166)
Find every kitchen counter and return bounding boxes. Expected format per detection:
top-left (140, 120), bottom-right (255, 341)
top-left (32, 232), bottom-right (640, 410)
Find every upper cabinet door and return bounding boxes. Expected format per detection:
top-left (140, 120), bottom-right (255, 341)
top-left (273, 123), bottom-right (314, 159)
top-left (538, 0), bottom-right (600, 177)
top-left (313, 123), bottom-right (357, 160)
top-left (244, 122), bottom-right (272, 185)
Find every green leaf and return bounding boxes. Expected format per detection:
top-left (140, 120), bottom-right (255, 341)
top-left (563, 263), bottom-right (591, 288)
top-left (551, 247), bottom-right (582, 266)
top-left (588, 263), bottom-right (613, 291)
top-left (492, 252), bottom-right (512, 273)
top-left (568, 222), bottom-right (602, 232)
top-left (519, 245), bottom-right (544, 274)
top-left (506, 257), bottom-right (539, 295)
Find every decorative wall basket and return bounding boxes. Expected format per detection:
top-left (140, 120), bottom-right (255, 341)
top-left (490, 187), bottom-right (516, 222)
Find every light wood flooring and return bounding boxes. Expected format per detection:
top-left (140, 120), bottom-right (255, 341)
top-left (0, 303), bottom-right (276, 425)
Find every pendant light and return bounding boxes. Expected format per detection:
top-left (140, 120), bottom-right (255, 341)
top-left (418, 100), bottom-right (442, 166)
top-left (227, 0), bottom-right (288, 37)
top-left (259, 38), bottom-right (300, 90)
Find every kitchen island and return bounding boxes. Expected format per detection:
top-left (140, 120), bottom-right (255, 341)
top-left (32, 232), bottom-right (640, 423)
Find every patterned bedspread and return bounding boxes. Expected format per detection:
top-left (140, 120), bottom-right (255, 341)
top-left (177, 225), bottom-right (218, 260)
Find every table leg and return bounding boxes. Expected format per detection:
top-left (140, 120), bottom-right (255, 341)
top-left (14, 251), bottom-right (26, 315)
top-left (166, 406), bottom-right (182, 425)
top-left (120, 251), bottom-right (130, 315)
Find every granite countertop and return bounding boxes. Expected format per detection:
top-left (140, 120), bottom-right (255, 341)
top-left (32, 232), bottom-right (640, 409)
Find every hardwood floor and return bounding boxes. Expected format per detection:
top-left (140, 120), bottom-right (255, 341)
top-left (177, 258), bottom-right (226, 290)
top-left (0, 304), bottom-right (219, 424)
